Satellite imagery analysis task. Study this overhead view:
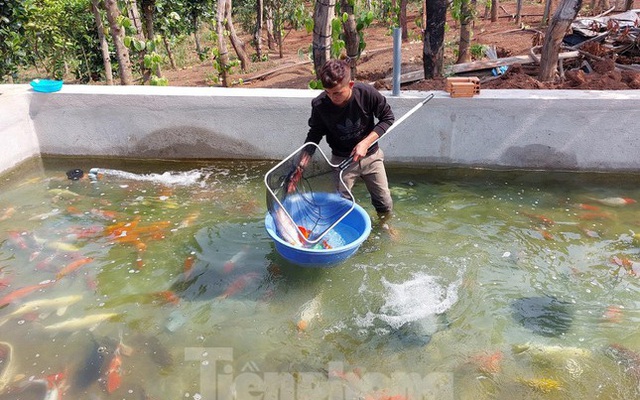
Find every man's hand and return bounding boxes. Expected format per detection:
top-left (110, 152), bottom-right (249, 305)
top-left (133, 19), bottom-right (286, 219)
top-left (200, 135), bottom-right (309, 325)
top-left (351, 132), bottom-right (379, 162)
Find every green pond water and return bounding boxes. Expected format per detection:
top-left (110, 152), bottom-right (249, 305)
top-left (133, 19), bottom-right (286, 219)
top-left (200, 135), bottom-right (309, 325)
top-left (2, 157), bottom-right (640, 399)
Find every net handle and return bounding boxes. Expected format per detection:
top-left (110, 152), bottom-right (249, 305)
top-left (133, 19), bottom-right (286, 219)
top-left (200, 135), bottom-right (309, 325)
top-left (337, 93), bottom-right (434, 170)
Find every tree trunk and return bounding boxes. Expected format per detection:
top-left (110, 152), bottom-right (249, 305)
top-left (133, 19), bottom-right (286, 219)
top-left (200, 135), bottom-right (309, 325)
top-left (190, 12), bottom-right (202, 55)
top-left (624, 0), bottom-right (633, 10)
top-left (224, 0), bottom-right (250, 71)
top-left (423, 0), bottom-right (447, 78)
top-left (543, 0), bottom-right (552, 25)
top-left (400, 0), bottom-right (408, 41)
top-left (255, 0), bottom-right (264, 59)
top-left (216, 0), bottom-right (230, 86)
top-left (538, 0), bottom-right (582, 81)
top-left (491, 0), bottom-right (498, 22)
top-left (515, 0), bottom-right (522, 25)
top-left (340, 0), bottom-right (358, 77)
top-left (265, 7), bottom-right (276, 50)
top-left (141, 0), bottom-right (155, 40)
top-left (456, 0), bottom-right (472, 63)
top-left (162, 34), bottom-right (176, 69)
top-left (104, 0), bottom-right (134, 84)
top-left (313, 0), bottom-right (335, 78)
top-left (91, 0), bottom-right (114, 85)
top-left (126, 0), bottom-right (156, 82)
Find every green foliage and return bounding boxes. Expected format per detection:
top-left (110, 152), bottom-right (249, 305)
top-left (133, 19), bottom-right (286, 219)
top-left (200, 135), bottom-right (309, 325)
top-left (470, 43), bottom-right (485, 59)
top-left (308, 79), bottom-right (323, 89)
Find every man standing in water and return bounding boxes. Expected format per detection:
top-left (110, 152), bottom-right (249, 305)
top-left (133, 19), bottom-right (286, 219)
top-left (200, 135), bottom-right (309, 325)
top-left (295, 59), bottom-right (396, 218)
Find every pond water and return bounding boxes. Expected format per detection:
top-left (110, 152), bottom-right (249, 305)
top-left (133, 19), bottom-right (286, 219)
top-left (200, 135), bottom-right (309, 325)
top-left (2, 157), bottom-right (640, 399)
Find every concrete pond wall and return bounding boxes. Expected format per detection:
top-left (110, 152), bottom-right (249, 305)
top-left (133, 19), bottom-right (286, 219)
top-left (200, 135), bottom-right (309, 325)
top-left (2, 84), bottom-right (640, 176)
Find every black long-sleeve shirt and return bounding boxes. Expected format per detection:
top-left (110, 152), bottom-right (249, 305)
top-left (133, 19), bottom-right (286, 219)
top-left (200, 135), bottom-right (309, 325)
top-left (305, 82), bottom-right (395, 158)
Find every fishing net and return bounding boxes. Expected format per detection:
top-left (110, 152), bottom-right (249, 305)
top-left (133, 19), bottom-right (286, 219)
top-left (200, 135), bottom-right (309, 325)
top-left (264, 142), bottom-right (354, 247)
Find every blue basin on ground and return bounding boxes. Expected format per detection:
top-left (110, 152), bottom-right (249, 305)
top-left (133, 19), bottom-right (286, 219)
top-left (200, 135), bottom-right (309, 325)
top-left (30, 79), bottom-right (63, 93)
top-left (265, 194), bottom-right (372, 267)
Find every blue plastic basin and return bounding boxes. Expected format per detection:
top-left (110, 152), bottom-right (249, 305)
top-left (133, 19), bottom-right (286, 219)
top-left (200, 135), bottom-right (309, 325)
top-left (265, 193), bottom-right (372, 267)
top-left (30, 79), bottom-right (63, 93)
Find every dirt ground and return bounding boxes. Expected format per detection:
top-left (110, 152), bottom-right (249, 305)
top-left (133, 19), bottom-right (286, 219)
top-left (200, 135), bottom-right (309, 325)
top-left (162, 1), bottom-right (640, 90)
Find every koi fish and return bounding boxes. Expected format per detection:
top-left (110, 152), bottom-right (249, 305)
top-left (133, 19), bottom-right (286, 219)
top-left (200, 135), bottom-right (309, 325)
top-left (0, 294), bottom-right (83, 325)
top-left (469, 350), bottom-right (504, 374)
top-left (56, 257), bottom-right (94, 280)
top-left (298, 226), bottom-right (332, 249)
top-left (588, 197), bottom-right (636, 207)
top-left (106, 343), bottom-right (123, 393)
top-left (48, 188), bottom-right (79, 199)
top-left (184, 255), bottom-right (196, 278)
top-left (43, 312), bottom-right (118, 331)
top-left (273, 207), bottom-right (304, 247)
top-left (577, 203), bottom-right (600, 211)
top-left (223, 247), bottom-right (249, 273)
top-left (0, 280), bottom-right (55, 308)
top-left (296, 292), bottom-right (322, 332)
top-left (217, 272), bottom-right (261, 299)
top-left (536, 228), bottom-right (554, 241)
top-left (522, 212), bottom-right (555, 226)
top-left (602, 305), bottom-right (624, 323)
top-left (0, 206), bottom-right (15, 221)
top-left (517, 377), bottom-right (561, 393)
top-left (152, 290), bottom-right (180, 305)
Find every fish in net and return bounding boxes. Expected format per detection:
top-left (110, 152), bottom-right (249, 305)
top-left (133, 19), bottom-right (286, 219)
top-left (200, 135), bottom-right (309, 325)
top-left (265, 142), bottom-right (355, 249)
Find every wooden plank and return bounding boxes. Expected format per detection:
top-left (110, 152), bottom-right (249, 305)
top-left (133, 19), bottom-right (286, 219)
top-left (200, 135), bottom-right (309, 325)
top-left (444, 51), bottom-right (579, 75)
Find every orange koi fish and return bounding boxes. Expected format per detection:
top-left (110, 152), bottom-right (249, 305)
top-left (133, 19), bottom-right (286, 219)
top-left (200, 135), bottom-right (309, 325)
top-left (0, 280), bottom-right (54, 308)
top-left (106, 347), bottom-right (122, 394)
top-left (218, 272), bottom-right (261, 299)
top-left (522, 212), bottom-right (555, 226)
top-left (577, 203), bottom-right (600, 211)
top-left (578, 212), bottom-right (612, 221)
top-left (536, 228), bottom-right (554, 241)
top-left (183, 255), bottom-right (196, 279)
top-left (152, 290), bottom-right (180, 305)
top-left (469, 350), bottom-right (504, 374)
top-left (56, 257), bottom-right (94, 280)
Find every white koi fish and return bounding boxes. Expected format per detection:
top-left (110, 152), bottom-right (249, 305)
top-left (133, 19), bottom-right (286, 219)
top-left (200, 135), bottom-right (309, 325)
top-left (296, 292), bottom-right (322, 331)
top-left (43, 312), bottom-right (118, 331)
top-left (0, 294), bottom-right (83, 326)
top-left (273, 207), bottom-right (303, 247)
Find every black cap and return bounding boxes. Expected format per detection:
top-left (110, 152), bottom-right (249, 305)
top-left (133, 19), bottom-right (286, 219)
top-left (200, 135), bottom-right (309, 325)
top-left (66, 169), bottom-right (84, 180)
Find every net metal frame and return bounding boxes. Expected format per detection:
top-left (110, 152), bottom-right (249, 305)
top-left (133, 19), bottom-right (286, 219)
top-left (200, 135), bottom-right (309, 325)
top-left (264, 142), bottom-right (355, 246)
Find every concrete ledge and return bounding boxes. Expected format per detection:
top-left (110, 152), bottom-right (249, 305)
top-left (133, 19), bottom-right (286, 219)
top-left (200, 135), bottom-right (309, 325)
top-left (2, 84), bottom-right (640, 175)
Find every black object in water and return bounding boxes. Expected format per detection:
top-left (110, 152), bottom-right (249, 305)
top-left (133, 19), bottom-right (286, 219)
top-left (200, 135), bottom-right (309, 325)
top-left (511, 295), bottom-right (573, 337)
top-left (66, 168), bottom-right (84, 180)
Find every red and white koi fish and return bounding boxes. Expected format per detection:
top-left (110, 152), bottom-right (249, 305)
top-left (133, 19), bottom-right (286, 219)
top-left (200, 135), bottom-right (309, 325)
top-left (588, 197), bottom-right (636, 207)
top-left (106, 344), bottom-right (123, 394)
top-left (0, 280), bottom-right (55, 308)
top-left (223, 246), bottom-right (249, 273)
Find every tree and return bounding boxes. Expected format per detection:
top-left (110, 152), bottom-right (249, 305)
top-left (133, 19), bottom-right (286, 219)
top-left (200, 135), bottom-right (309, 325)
top-left (456, 0), bottom-right (474, 64)
top-left (423, 0), bottom-right (447, 78)
top-left (340, 0), bottom-right (358, 76)
top-left (0, 1), bottom-right (31, 81)
top-left (538, 0), bottom-right (581, 81)
top-left (104, 0), bottom-right (134, 84)
top-left (223, 0), bottom-right (250, 71)
top-left (91, 0), bottom-right (114, 85)
top-left (313, 0), bottom-right (335, 77)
